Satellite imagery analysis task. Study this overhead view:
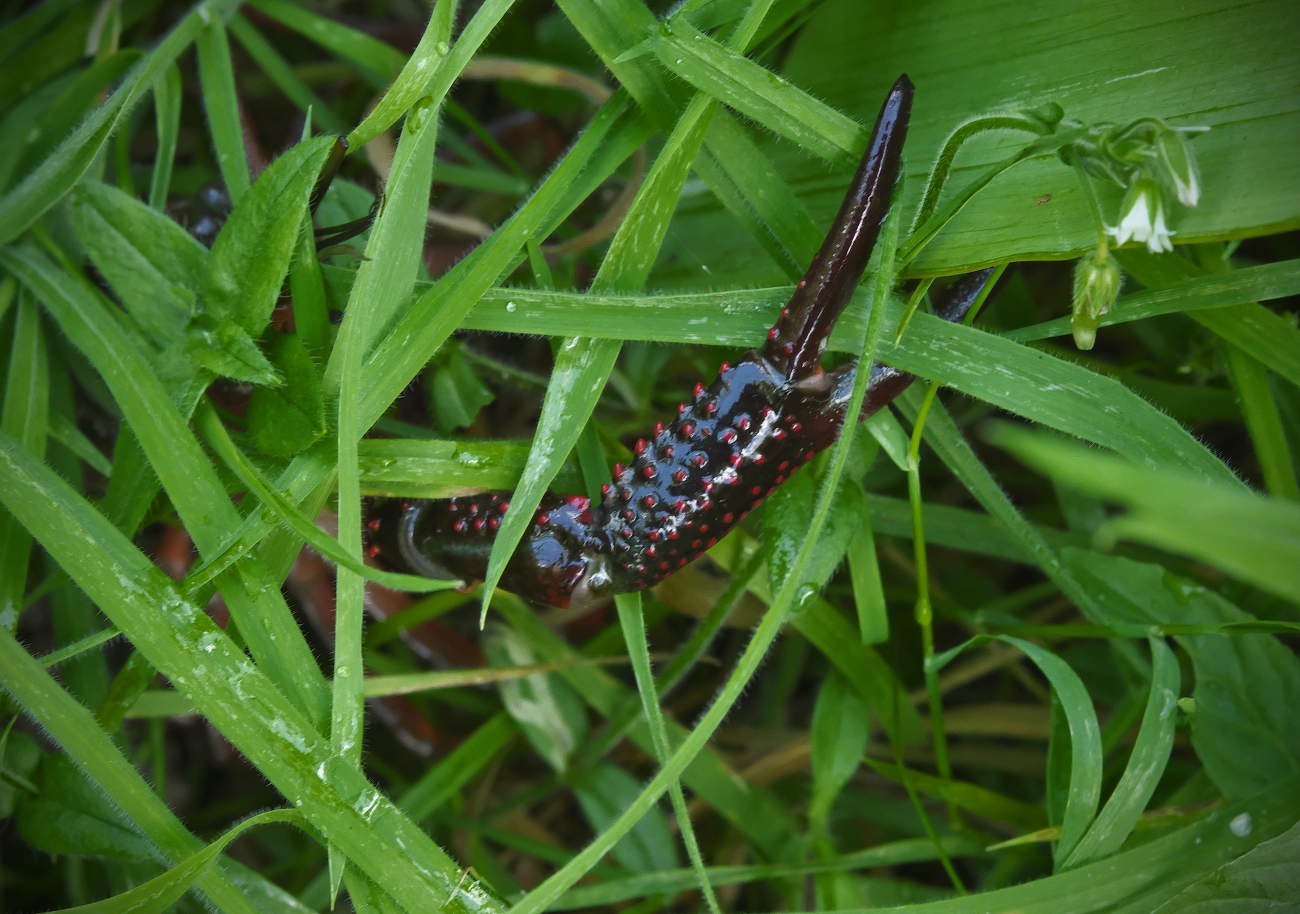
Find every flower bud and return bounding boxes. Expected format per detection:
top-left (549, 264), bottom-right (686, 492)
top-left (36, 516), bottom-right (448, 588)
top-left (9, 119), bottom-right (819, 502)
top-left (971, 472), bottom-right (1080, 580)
top-left (1072, 247), bottom-right (1121, 350)
top-left (1156, 127), bottom-right (1202, 207)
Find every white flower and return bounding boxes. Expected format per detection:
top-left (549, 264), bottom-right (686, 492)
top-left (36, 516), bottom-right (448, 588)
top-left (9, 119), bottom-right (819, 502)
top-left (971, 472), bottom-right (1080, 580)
top-left (1111, 178), bottom-right (1173, 253)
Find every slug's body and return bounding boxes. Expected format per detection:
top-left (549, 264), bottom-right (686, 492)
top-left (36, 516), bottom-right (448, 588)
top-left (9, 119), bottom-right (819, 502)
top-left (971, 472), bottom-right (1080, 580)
top-left (370, 76), bottom-right (992, 608)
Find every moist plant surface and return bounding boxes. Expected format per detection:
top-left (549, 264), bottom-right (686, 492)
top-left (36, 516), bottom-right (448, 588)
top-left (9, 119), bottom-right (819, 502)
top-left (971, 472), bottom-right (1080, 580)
top-left (0, 0), bottom-right (1298, 912)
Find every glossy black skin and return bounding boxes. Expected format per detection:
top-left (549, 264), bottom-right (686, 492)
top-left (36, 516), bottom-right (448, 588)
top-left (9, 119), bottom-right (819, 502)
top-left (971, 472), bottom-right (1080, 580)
top-left (368, 76), bottom-right (992, 608)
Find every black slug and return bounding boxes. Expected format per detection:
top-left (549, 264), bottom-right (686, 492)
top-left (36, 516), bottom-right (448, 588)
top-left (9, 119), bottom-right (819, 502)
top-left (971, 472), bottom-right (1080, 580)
top-left (368, 75), bottom-right (993, 609)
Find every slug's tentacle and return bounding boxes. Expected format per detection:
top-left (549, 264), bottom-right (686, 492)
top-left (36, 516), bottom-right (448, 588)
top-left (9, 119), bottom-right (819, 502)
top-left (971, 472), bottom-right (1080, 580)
top-left (760, 75), bottom-right (913, 381)
top-left (368, 76), bottom-right (994, 609)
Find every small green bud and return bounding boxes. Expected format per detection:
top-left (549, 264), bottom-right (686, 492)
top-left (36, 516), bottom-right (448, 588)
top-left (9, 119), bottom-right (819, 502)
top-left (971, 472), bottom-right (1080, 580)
top-left (1072, 247), bottom-right (1121, 350)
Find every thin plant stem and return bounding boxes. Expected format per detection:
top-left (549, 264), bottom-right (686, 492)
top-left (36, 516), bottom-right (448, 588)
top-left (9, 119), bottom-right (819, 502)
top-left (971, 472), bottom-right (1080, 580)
top-left (906, 380), bottom-right (954, 826)
top-left (889, 677), bottom-right (966, 894)
top-left (902, 265), bottom-right (1005, 833)
top-left (616, 594), bottom-right (724, 914)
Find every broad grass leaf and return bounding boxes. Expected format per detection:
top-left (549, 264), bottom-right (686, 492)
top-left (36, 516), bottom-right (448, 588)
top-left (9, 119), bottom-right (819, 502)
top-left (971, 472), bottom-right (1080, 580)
top-left (1062, 549), bottom-right (1300, 802)
top-left (484, 625), bottom-right (587, 774)
top-left (991, 424), bottom-right (1300, 602)
top-left (203, 135), bottom-right (334, 336)
top-left (70, 179), bottom-right (206, 346)
top-left (772, 0), bottom-right (1300, 275)
top-left (357, 437), bottom-right (585, 497)
top-left (247, 332), bottom-right (325, 456)
top-left (574, 763), bottom-right (680, 874)
top-left (16, 753), bottom-right (155, 859)
top-left (809, 669), bottom-right (869, 835)
top-left (1150, 819), bottom-right (1300, 914)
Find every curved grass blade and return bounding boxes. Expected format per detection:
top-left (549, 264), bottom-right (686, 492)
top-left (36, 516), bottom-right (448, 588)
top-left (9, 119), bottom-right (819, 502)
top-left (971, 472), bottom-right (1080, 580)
top-left (55, 809), bottom-right (305, 914)
top-left (1064, 636), bottom-right (1180, 868)
top-left (246, 0), bottom-right (404, 88)
top-left (930, 634), bottom-right (1102, 868)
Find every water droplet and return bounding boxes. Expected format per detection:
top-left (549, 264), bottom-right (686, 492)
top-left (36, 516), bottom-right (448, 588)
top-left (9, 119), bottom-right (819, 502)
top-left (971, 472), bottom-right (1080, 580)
top-left (506, 301), bottom-right (517, 312)
top-left (436, 40), bottom-right (449, 55)
top-left (1229, 813), bottom-right (1252, 837)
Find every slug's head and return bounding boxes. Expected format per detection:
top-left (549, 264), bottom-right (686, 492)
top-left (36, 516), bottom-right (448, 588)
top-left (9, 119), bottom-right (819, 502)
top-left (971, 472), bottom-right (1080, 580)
top-left (569, 553), bottom-right (615, 608)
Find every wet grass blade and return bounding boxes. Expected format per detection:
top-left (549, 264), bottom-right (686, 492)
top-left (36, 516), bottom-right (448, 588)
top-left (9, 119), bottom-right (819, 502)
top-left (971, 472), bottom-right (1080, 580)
top-left (0, 430), bottom-right (501, 910)
top-left (1, 244), bottom-right (331, 724)
top-left (0, 626), bottom-right (289, 914)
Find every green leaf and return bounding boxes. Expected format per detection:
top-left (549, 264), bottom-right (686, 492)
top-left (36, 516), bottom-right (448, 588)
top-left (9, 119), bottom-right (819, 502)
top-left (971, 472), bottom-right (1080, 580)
top-left (1065, 636), bottom-right (1180, 867)
top-left (765, 466), bottom-right (864, 598)
top-left (1005, 258), bottom-right (1300, 343)
top-left (148, 64), bottom-right (182, 209)
top-left (16, 753), bottom-right (155, 859)
top-left (5, 51), bottom-right (140, 191)
top-left (1150, 819), bottom-right (1300, 914)
top-left (51, 809), bottom-right (305, 914)
top-left (574, 763), bottom-right (679, 874)
top-left (809, 669), bottom-right (869, 835)
top-left (1, 244), bottom-right (330, 724)
top-left (70, 179), bottom-right (206, 347)
top-left (429, 341), bottom-right (495, 434)
top-left (991, 423), bottom-right (1300, 603)
top-left (484, 625), bottom-right (587, 773)
top-left (1062, 549), bottom-right (1300, 802)
top-left (246, 332), bottom-right (325, 456)
top-left (203, 135), bottom-right (335, 336)
top-left (0, 730), bottom-right (41, 818)
top-left (772, 0), bottom-right (1300, 275)
top-left (398, 712), bottom-right (518, 822)
top-left (863, 759), bottom-right (1048, 831)
top-left (183, 315), bottom-right (282, 387)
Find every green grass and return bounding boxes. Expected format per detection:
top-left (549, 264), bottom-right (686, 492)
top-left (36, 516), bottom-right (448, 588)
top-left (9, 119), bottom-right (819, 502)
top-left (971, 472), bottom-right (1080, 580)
top-left (0, 0), bottom-right (1298, 911)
